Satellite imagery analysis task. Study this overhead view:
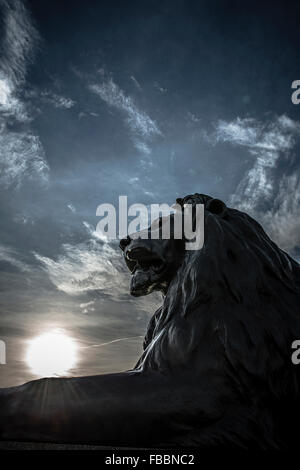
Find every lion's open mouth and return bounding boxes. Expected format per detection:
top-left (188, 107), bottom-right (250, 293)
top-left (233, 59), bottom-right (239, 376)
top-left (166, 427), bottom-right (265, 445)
top-left (120, 237), bottom-right (175, 296)
top-left (125, 246), bottom-right (165, 275)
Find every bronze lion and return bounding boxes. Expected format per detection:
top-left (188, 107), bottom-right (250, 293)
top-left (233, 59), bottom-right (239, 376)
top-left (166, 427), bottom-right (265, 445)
top-left (0, 193), bottom-right (299, 449)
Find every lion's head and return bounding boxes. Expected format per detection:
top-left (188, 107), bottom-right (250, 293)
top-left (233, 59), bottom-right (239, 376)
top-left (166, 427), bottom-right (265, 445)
top-left (119, 194), bottom-right (229, 297)
top-left (119, 211), bottom-right (185, 297)
top-left (120, 193), bottom-right (300, 317)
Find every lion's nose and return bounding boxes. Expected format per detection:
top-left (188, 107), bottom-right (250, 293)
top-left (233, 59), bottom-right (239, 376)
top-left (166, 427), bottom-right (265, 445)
top-left (119, 235), bottom-right (131, 252)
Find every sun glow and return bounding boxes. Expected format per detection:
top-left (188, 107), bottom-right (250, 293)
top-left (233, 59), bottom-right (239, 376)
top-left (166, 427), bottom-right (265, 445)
top-left (25, 330), bottom-right (78, 377)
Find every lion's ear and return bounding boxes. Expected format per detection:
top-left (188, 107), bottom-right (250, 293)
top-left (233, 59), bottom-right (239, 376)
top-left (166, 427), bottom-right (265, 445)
top-left (206, 198), bottom-right (227, 217)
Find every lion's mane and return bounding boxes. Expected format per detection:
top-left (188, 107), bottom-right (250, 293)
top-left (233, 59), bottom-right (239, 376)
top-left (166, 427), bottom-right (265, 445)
top-left (135, 194), bottom-right (300, 448)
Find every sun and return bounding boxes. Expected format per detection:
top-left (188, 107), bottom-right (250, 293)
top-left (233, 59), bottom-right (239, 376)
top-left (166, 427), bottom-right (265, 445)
top-left (25, 330), bottom-right (78, 377)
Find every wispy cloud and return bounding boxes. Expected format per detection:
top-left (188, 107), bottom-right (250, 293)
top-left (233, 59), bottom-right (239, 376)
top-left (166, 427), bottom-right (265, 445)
top-left (0, 126), bottom-right (48, 187)
top-left (130, 75), bottom-right (142, 91)
top-left (1, 0), bottom-right (39, 86)
top-left (34, 240), bottom-right (127, 296)
top-left (40, 90), bottom-right (75, 109)
top-left (214, 115), bottom-right (300, 210)
top-left (263, 173), bottom-right (300, 252)
top-left (154, 81), bottom-right (167, 94)
top-left (0, 0), bottom-right (49, 187)
top-left (67, 203), bottom-right (76, 213)
top-left (89, 77), bottom-right (162, 154)
top-left (34, 235), bottom-right (161, 322)
top-left (0, 243), bottom-right (29, 271)
top-left (81, 335), bottom-right (143, 349)
top-left (209, 115), bottom-right (300, 252)
top-left (79, 300), bottom-right (95, 314)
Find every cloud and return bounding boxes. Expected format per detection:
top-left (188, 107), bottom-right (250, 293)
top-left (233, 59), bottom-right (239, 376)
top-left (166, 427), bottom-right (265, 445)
top-left (210, 115), bottom-right (300, 253)
top-left (263, 174), bottom-right (300, 252)
top-left (0, 125), bottom-right (49, 187)
top-left (40, 90), bottom-right (75, 109)
top-left (214, 115), bottom-right (300, 209)
top-left (0, 76), bottom-right (27, 122)
top-left (79, 300), bottom-right (95, 314)
top-left (0, 243), bottom-right (29, 271)
top-left (81, 335), bottom-right (143, 349)
top-left (1, 0), bottom-right (39, 86)
top-left (154, 82), bottom-right (167, 94)
top-left (34, 239), bottom-right (128, 296)
top-left (34, 236), bottom-right (162, 326)
top-left (0, 0), bottom-right (49, 187)
top-left (130, 75), bottom-right (142, 90)
top-left (67, 203), bottom-right (76, 213)
top-left (89, 77), bottom-right (162, 154)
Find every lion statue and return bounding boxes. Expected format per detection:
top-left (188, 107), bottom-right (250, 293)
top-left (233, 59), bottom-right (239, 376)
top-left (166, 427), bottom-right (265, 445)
top-left (0, 193), bottom-right (299, 449)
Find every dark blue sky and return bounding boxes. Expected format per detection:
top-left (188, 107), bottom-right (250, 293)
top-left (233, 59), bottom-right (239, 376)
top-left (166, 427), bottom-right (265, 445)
top-left (0, 0), bottom-right (299, 386)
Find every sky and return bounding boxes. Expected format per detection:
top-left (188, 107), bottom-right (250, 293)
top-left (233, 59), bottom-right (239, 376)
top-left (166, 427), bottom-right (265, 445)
top-left (0, 0), bottom-right (300, 387)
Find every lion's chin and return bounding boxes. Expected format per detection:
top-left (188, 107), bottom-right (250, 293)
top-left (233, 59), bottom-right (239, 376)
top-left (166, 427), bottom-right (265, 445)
top-left (130, 268), bottom-right (161, 297)
top-left (130, 266), bottom-right (170, 297)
